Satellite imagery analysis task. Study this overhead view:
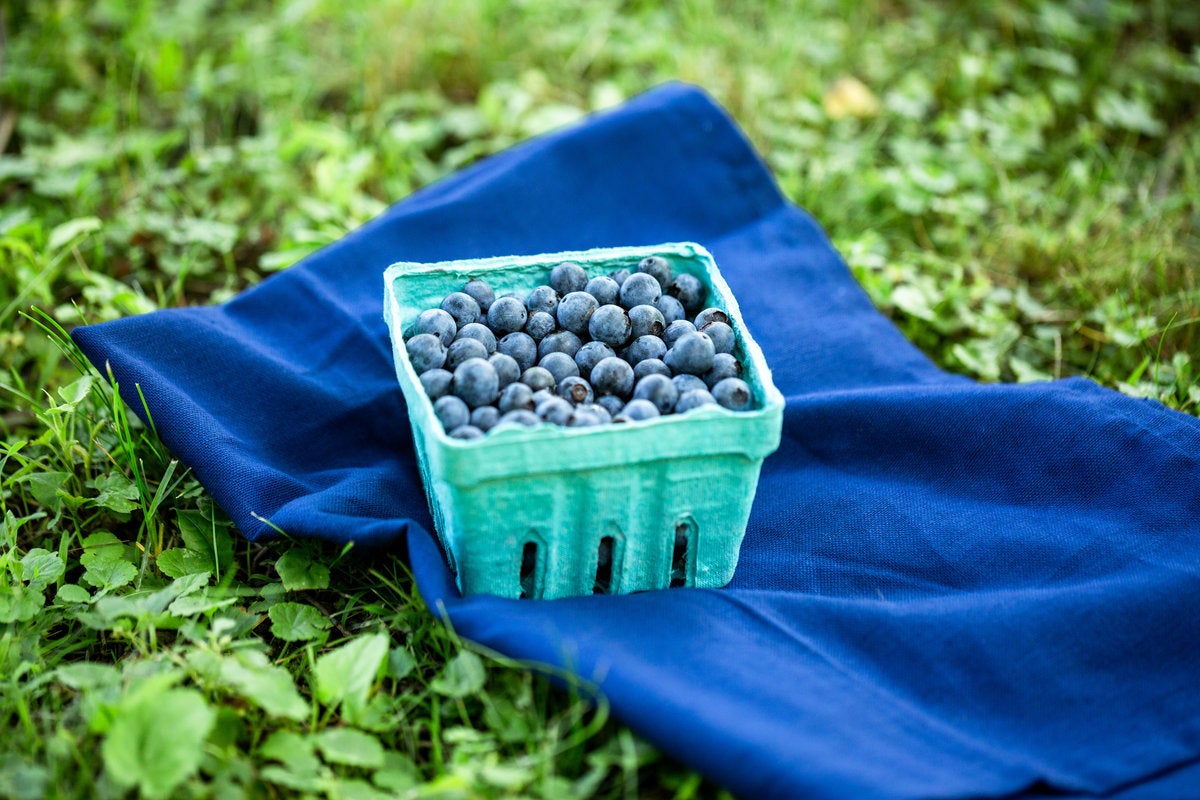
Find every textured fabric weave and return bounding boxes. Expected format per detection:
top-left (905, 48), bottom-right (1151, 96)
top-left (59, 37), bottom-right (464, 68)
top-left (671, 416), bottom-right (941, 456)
top-left (73, 83), bottom-right (1200, 800)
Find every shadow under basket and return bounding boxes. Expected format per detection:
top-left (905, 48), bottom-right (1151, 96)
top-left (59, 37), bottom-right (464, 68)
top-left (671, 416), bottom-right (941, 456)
top-left (384, 242), bottom-right (784, 600)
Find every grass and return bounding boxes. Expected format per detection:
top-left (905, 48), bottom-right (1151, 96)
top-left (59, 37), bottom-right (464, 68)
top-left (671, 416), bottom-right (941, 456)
top-left (1, 0), bottom-right (1198, 797)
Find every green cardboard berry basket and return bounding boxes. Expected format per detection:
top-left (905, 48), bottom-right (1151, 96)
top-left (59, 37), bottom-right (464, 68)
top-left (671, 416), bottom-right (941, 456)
top-left (383, 242), bottom-right (784, 599)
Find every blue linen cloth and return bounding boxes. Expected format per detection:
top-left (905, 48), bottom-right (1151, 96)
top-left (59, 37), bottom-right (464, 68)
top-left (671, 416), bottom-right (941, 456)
top-left (72, 83), bottom-right (1200, 799)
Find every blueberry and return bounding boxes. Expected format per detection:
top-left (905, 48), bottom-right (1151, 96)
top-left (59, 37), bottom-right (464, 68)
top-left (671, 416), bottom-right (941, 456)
top-left (609, 267), bottom-right (631, 286)
top-left (497, 331), bottom-right (537, 372)
top-left (487, 295), bottom-right (528, 334)
top-left (619, 272), bottom-right (661, 309)
top-left (453, 357), bottom-right (499, 408)
top-left (703, 352), bottom-right (742, 388)
top-left (498, 381), bottom-right (536, 413)
top-left (628, 304), bottom-right (665, 339)
top-left (700, 321), bottom-right (735, 354)
top-left (497, 409), bottom-right (540, 428)
top-left (672, 373), bottom-right (708, 395)
top-left (557, 291), bottom-right (598, 336)
top-left (413, 308), bottom-right (458, 347)
top-left (526, 284), bottom-right (560, 316)
top-left (585, 275), bottom-right (620, 306)
top-left (434, 395), bottom-right (470, 432)
top-left (530, 388), bottom-right (555, 407)
top-left (419, 368), bottom-right (454, 400)
top-left (664, 331), bottom-right (715, 375)
top-left (406, 333), bottom-right (447, 373)
top-left (654, 294), bottom-right (686, 324)
top-left (637, 255), bottom-right (673, 289)
top-left (694, 307), bottom-right (729, 329)
top-left (712, 378), bottom-right (753, 411)
top-left (676, 388), bottom-right (717, 414)
top-left (590, 356), bottom-right (634, 398)
top-left (470, 405), bottom-right (501, 432)
top-left (440, 292), bottom-right (480, 328)
top-left (575, 341), bottom-right (616, 378)
top-left (539, 351), bottom-right (580, 384)
top-left (550, 261), bottom-right (588, 295)
top-left (536, 396), bottom-right (575, 426)
top-left (614, 398), bottom-right (660, 423)
top-left (632, 373), bottom-right (678, 414)
top-left (524, 311), bottom-right (557, 341)
top-left (489, 352), bottom-right (521, 389)
top-left (445, 337), bottom-right (489, 370)
top-left (521, 366), bottom-right (556, 392)
top-left (557, 376), bottom-right (594, 405)
top-left (633, 358), bottom-right (671, 382)
top-left (463, 279), bottom-right (495, 313)
top-left (667, 273), bottom-right (705, 314)
top-left (454, 322), bottom-right (496, 354)
top-left (579, 403), bottom-right (613, 425)
top-left (596, 394), bottom-right (626, 417)
top-left (623, 334), bottom-right (667, 366)
top-left (589, 304), bottom-right (632, 347)
top-left (450, 424), bottom-right (485, 440)
top-left (567, 407), bottom-right (604, 427)
top-left (663, 319), bottom-right (696, 347)
top-left (537, 330), bottom-right (583, 360)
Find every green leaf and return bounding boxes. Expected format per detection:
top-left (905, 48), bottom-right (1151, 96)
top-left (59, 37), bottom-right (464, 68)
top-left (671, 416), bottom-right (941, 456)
top-left (79, 532), bottom-right (130, 564)
top-left (331, 778), bottom-right (396, 800)
top-left (217, 651), bottom-right (309, 721)
top-left (79, 532), bottom-right (137, 589)
top-left (56, 375), bottom-right (96, 407)
top-left (431, 650), bottom-right (486, 699)
top-left (0, 753), bottom-right (48, 800)
top-left (372, 751), bottom-right (419, 792)
top-left (260, 730), bottom-right (318, 770)
top-left (48, 216), bottom-right (102, 251)
top-left (24, 471), bottom-right (72, 512)
top-left (156, 547), bottom-right (211, 579)
top-left (259, 730), bottom-right (324, 792)
top-left (92, 580), bottom-right (195, 623)
top-left (169, 571), bottom-right (213, 598)
top-left (275, 548), bottom-right (331, 591)
top-left (101, 687), bottom-right (215, 799)
top-left (81, 559), bottom-right (137, 590)
top-left (19, 548), bottom-right (64, 590)
top-left (479, 761), bottom-right (534, 790)
top-left (313, 633), bottom-right (389, 717)
top-left (1095, 91), bottom-right (1165, 137)
top-left (269, 601), bottom-right (331, 642)
top-left (150, 38), bottom-right (184, 92)
top-left (168, 592), bottom-right (237, 617)
top-left (55, 583), bottom-right (91, 604)
top-left (260, 765), bottom-right (326, 792)
top-left (313, 728), bottom-right (385, 768)
top-left (177, 509), bottom-right (234, 578)
top-left (53, 662), bottom-right (121, 691)
top-left (89, 473), bottom-right (140, 515)
top-left (0, 586), bottom-right (45, 623)
top-left (387, 646), bottom-right (416, 680)
top-left (890, 284), bottom-right (938, 322)
top-left (172, 217), bottom-right (238, 251)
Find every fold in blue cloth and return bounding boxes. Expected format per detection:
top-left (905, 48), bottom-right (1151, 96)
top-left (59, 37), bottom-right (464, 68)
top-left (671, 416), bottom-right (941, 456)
top-left (73, 83), bottom-right (1200, 799)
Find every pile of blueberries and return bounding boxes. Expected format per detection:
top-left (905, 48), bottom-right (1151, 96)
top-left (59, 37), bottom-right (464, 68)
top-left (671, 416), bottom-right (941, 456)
top-left (404, 256), bottom-right (755, 439)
